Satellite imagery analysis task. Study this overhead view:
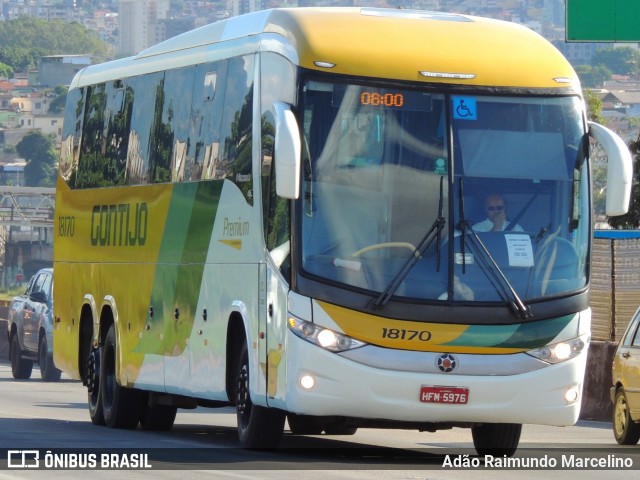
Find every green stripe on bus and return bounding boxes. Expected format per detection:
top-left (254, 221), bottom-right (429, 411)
top-left (443, 315), bottom-right (574, 349)
top-left (496, 315), bottom-right (575, 349)
top-left (136, 181), bottom-right (223, 356)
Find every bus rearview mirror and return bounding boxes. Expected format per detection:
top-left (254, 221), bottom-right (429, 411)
top-left (274, 102), bottom-right (301, 199)
top-left (588, 121), bottom-right (633, 217)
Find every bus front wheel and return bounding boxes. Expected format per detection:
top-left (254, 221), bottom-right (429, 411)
top-left (472, 423), bottom-right (521, 457)
top-left (235, 342), bottom-right (285, 448)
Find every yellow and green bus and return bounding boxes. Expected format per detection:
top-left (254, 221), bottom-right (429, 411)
top-left (53, 7), bottom-right (632, 455)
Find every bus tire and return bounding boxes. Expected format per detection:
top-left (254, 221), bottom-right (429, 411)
top-left (235, 342), bottom-right (285, 448)
top-left (87, 347), bottom-right (105, 425)
top-left (472, 423), bottom-right (521, 457)
top-left (100, 324), bottom-right (142, 429)
top-left (39, 335), bottom-right (61, 382)
top-left (613, 388), bottom-right (640, 445)
top-left (140, 395), bottom-right (178, 431)
top-left (10, 333), bottom-right (33, 380)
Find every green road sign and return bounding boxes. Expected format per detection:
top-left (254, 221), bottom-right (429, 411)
top-left (566, 0), bottom-right (640, 42)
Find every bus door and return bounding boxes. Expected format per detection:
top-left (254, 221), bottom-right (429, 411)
top-left (262, 262), bottom-right (289, 408)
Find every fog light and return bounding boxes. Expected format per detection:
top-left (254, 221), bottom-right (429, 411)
top-left (300, 374), bottom-right (315, 390)
top-left (564, 386), bottom-right (579, 404)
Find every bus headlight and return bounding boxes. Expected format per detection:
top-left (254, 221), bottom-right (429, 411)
top-left (288, 315), bottom-right (366, 352)
top-left (526, 334), bottom-right (588, 364)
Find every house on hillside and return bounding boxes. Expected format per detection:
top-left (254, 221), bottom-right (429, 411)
top-left (1, 161), bottom-right (25, 186)
top-left (600, 90), bottom-right (640, 116)
top-left (16, 115), bottom-right (63, 145)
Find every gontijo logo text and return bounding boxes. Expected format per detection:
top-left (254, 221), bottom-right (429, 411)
top-left (90, 202), bottom-right (148, 247)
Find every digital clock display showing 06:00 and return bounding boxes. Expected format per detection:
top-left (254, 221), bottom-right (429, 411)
top-left (360, 91), bottom-right (404, 107)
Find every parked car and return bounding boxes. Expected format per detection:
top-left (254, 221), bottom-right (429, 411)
top-left (611, 306), bottom-right (640, 444)
top-left (7, 268), bottom-right (61, 382)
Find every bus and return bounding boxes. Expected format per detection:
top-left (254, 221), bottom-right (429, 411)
top-left (53, 7), bottom-right (632, 455)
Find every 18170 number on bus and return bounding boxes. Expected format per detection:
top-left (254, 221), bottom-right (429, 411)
top-left (381, 328), bottom-right (432, 341)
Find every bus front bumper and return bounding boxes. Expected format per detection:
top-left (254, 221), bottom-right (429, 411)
top-left (283, 333), bottom-right (585, 427)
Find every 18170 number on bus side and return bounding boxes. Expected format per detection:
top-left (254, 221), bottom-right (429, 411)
top-left (381, 328), bottom-right (432, 341)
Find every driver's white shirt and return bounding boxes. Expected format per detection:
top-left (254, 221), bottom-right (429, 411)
top-left (472, 218), bottom-right (524, 232)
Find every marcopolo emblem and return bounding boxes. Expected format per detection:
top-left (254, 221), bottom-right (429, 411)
top-left (436, 353), bottom-right (458, 373)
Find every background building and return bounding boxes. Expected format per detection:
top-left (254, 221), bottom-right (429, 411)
top-left (37, 55), bottom-right (91, 87)
top-left (118, 0), bottom-right (170, 56)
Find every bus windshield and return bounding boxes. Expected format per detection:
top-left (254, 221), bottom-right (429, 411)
top-left (299, 80), bottom-right (588, 304)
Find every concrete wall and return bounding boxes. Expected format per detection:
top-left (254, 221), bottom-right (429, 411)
top-left (581, 341), bottom-right (615, 422)
top-left (591, 232), bottom-right (640, 343)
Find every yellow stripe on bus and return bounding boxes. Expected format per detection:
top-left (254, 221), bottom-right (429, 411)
top-left (317, 300), bottom-right (525, 354)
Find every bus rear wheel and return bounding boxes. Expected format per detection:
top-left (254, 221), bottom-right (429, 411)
top-left (87, 347), bottom-right (105, 425)
top-left (100, 324), bottom-right (143, 429)
top-left (472, 423), bottom-right (521, 457)
top-left (235, 342), bottom-right (285, 448)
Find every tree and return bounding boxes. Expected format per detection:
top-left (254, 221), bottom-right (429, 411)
top-left (0, 17), bottom-right (111, 71)
top-left (16, 131), bottom-right (57, 187)
top-left (584, 89), bottom-right (609, 218)
top-left (0, 46), bottom-right (35, 73)
top-left (584, 90), bottom-right (640, 229)
top-left (575, 65), bottom-right (612, 89)
top-left (584, 89), bottom-right (605, 123)
top-left (609, 137), bottom-right (640, 229)
top-left (0, 61), bottom-right (12, 79)
top-left (591, 47), bottom-right (640, 76)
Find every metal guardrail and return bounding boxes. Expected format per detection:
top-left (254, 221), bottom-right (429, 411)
top-left (0, 186), bottom-right (55, 228)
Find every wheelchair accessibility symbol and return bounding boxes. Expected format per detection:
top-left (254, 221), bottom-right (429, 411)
top-left (452, 96), bottom-right (477, 120)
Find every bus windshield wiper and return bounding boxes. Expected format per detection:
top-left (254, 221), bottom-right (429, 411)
top-left (456, 180), bottom-right (531, 320)
top-left (369, 177), bottom-right (446, 310)
top-left (457, 221), bottom-right (532, 319)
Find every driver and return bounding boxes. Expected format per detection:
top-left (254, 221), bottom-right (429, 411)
top-left (473, 194), bottom-right (523, 232)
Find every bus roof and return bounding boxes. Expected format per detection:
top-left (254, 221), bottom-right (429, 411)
top-left (74, 7), bottom-right (579, 91)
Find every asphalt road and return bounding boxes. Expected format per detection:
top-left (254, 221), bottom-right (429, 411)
top-left (0, 349), bottom-right (638, 479)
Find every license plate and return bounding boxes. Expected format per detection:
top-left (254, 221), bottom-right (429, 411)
top-left (420, 385), bottom-right (469, 404)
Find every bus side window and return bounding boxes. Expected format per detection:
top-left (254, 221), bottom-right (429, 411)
top-left (190, 61), bottom-right (227, 181)
top-left (149, 66), bottom-right (195, 183)
top-left (219, 54), bottom-right (255, 204)
top-left (125, 72), bottom-right (164, 184)
top-left (59, 87), bottom-right (85, 185)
